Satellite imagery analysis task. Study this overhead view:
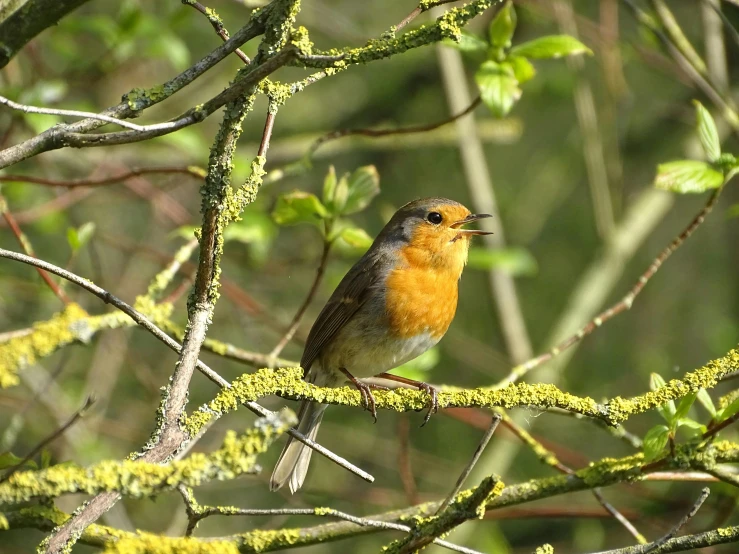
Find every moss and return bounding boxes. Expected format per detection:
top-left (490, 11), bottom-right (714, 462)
top-left (301, 0), bottom-right (494, 68)
top-left (576, 454), bottom-right (645, 487)
top-left (106, 537), bottom-right (239, 554)
top-left (606, 345), bottom-right (739, 424)
top-left (0, 513), bottom-right (7, 530)
top-left (0, 303), bottom-right (89, 388)
top-left (0, 417), bottom-right (292, 504)
top-left (534, 545), bottom-right (555, 554)
top-left (145, 240), bottom-right (199, 300)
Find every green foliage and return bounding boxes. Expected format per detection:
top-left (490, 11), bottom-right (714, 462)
top-left (66, 222), bottom-right (96, 254)
top-left (272, 191), bottom-right (328, 227)
top-left (467, 246), bottom-right (537, 276)
top-left (654, 100), bottom-right (739, 193)
top-left (642, 424), bottom-right (669, 462)
top-left (448, 2), bottom-right (590, 117)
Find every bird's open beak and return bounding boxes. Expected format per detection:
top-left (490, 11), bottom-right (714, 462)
top-left (450, 213), bottom-right (493, 236)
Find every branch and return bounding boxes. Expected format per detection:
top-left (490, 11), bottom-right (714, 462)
top-left (0, 4), bottom-right (273, 169)
top-left (502, 185), bottom-right (724, 385)
top-left (0, 0), bottom-right (92, 68)
top-left (0, 166), bottom-right (206, 188)
top-left (0, 413), bottom-right (293, 504)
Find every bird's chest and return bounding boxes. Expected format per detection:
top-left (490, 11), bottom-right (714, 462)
top-left (384, 266), bottom-right (459, 340)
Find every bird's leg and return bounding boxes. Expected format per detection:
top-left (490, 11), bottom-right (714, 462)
top-left (339, 367), bottom-right (378, 423)
top-left (375, 373), bottom-right (439, 426)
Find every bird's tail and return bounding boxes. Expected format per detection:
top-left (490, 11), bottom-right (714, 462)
top-left (270, 398), bottom-right (327, 493)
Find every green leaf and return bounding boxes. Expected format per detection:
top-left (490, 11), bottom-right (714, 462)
top-left (0, 451), bottom-right (24, 470)
top-left (67, 222), bottom-right (96, 253)
top-left (489, 1), bottom-right (517, 49)
top-left (224, 212), bottom-right (277, 264)
top-left (675, 391), bottom-right (697, 421)
top-left (322, 165), bottom-right (338, 212)
top-left (467, 247), bottom-right (537, 276)
top-left (718, 396), bottom-right (739, 423)
top-left (693, 100), bottom-right (721, 162)
top-left (649, 373), bottom-right (676, 423)
top-left (392, 348), bottom-right (441, 382)
top-left (67, 227), bottom-right (80, 253)
top-left (697, 388), bottom-right (717, 418)
top-left (677, 418), bottom-right (706, 436)
top-left (271, 191), bottom-right (328, 227)
top-left (654, 160), bottom-right (724, 194)
top-left (642, 425), bottom-right (670, 462)
top-left (338, 226), bottom-right (373, 251)
top-left (343, 165), bottom-right (380, 215)
top-left (442, 30), bottom-right (489, 53)
top-left (41, 449), bottom-right (52, 469)
top-left (475, 61), bottom-right (521, 118)
top-left (509, 56), bottom-right (536, 84)
top-left (510, 35), bottom-right (593, 59)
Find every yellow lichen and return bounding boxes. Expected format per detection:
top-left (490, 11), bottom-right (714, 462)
top-left (0, 420), bottom-right (291, 504)
top-left (0, 303), bottom-right (88, 388)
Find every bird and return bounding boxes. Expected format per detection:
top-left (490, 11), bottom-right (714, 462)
top-left (270, 197), bottom-right (492, 493)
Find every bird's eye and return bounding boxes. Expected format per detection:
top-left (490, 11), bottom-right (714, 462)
top-left (427, 211), bottom-right (443, 225)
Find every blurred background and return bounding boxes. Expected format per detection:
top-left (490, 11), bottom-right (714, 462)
top-left (1, 0), bottom-right (739, 552)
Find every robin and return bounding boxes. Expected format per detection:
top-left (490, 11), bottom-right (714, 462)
top-left (270, 197), bottom-right (491, 493)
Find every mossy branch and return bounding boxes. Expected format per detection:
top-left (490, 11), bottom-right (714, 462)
top-left (6, 441), bottom-right (739, 552)
top-left (183, 345), bottom-right (739, 434)
top-left (0, 410), bottom-right (294, 505)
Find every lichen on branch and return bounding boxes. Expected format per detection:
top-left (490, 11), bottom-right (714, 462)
top-left (0, 411), bottom-right (294, 505)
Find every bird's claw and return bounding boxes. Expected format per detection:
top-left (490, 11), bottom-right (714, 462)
top-left (354, 380), bottom-right (378, 423)
top-left (418, 382), bottom-right (439, 427)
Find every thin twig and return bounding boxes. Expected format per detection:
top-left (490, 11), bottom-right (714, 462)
top-left (308, 96), bottom-right (482, 160)
top-left (0, 166), bottom-right (205, 188)
top-left (183, 0), bottom-right (251, 64)
top-left (396, 0), bottom-right (462, 32)
top-left (0, 247), bottom-right (374, 485)
top-left (268, 238), bottom-right (331, 364)
top-left (501, 185), bottom-right (724, 385)
top-left (177, 488), bottom-right (481, 554)
top-left (0, 396), bottom-right (94, 485)
top-left (592, 487), bottom-right (711, 554)
top-left (703, 410), bottom-right (739, 440)
top-left (0, 95), bottom-right (148, 131)
top-left (436, 414), bottom-right (502, 514)
top-left (0, 193), bottom-right (69, 304)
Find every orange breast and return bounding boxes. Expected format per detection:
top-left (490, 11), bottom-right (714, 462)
top-left (385, 265), bottom-right (459, 340)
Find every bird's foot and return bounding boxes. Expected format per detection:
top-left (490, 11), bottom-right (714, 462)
top-left (417, 382), bottom-right (439, 427)
top-left (340, 368), bottom-right (378, 423)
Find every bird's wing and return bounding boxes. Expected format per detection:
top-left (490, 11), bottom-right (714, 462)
top-left (300, 251), bottom-right (388, 372)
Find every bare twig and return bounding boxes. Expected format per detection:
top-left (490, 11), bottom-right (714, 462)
top-left (436, 414), bottom-right (502, 514)
top-left (0, 249), bottom-right (373, 480)
top-left (183, 0), bottom-right (251, 64)
top-left (268, 238), bottom-right (331, 364)
top-left (308, 96), bottom-right (482, 160)
top-left (0, 95), bottom-right (148, 131)
top-left (0, 396), bottom-right (94, 485)
top-left (592, 487), bottom-right (711, 554)
top-left (0, 166), bottom-right (205, 188)
top-left (177, 487), bottom-right (482, 553)
top-left (501, 186), bottom-right (724, 385)
top-left (396, 0), bottom-right (462, 32)
top-left (0, 193), bottom-right (69, 304)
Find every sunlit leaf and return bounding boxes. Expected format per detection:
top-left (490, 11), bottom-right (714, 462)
top-left (693, 100), bottom-right (721, 162)
top-left (224, 212), bottom-right (277, 264)
top-left (0, 451), bottom-right (35, 470)
top-left (322, 165), bottom-right (338, 212)
top-left (475, 61), bottom-right (521, 118)
top-left (343, 166), bottom-right (380, 215)
top-left (649, 373), bottom-right (676, 423)
top-left (467, 247), bottom-right (537, 276)
top-left (654, 160), bottom-right (724, 194)
top-left (509, 56), bottom-right (536, 84)
top-left (339, 226), bottom-right (373, 250)
top-left (489, 1), bottom-right (516, 50)
top-left (697, 388), bottom-right (717, 418)
top-left (443, 30), bottom-right (489, 53)
top-left (718, 396), bottom-right (739, 423)
top-left (676, 418), bottom-right (706, 436)
top-left (642, 425), bottom-right (670, 462)
top-left (674, 391), bottom-right (697, 421)
top-left (510, 35), bottom-right (592, 59)
top-left (271, 191), bottom-right (328, 227)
